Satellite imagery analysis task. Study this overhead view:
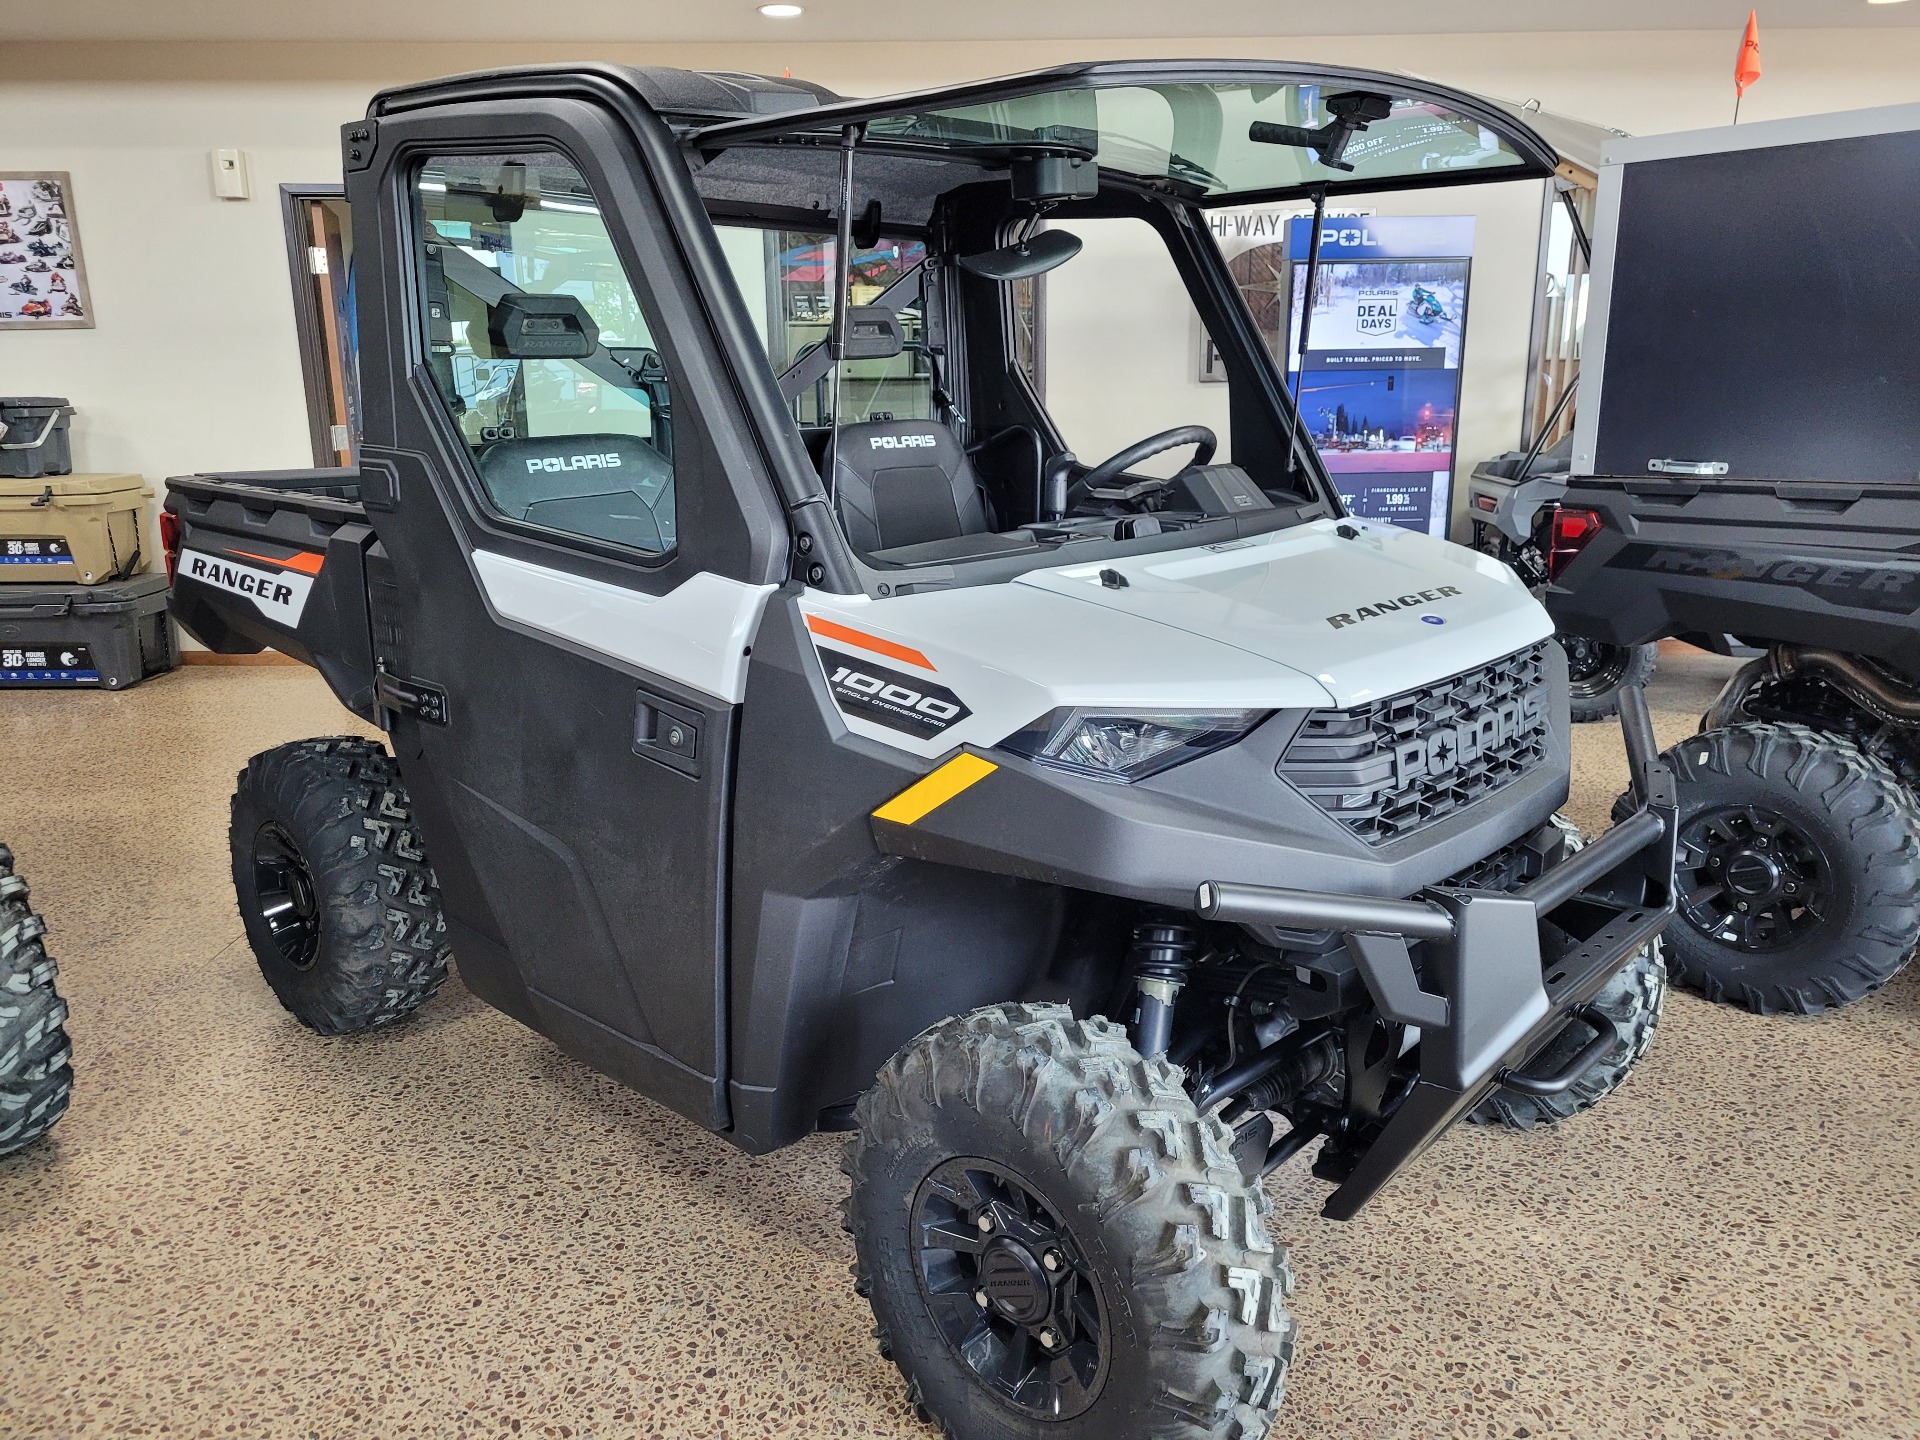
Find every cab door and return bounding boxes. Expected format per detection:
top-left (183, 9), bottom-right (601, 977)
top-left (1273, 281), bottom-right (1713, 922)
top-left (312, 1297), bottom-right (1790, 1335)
top-left (344, 99), bottom-right (788, 1128)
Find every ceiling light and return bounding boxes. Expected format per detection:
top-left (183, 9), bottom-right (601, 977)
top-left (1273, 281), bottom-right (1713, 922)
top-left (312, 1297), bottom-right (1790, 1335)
top-left (759, 4), bottom-right (804, 15)
top-left (1867, 1), bottom-right (1911, 6)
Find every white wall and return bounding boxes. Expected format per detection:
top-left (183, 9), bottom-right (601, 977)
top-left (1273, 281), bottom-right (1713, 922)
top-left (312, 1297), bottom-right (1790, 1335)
top-left (0, 84), bottom-right (369, 483)
top-left (5, 29), bottom-right (1920, 591)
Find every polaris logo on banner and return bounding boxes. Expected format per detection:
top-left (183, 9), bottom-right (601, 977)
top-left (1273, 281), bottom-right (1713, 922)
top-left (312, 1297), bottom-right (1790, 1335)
top-left (869, 434), bottom-right (938, 450)
top-left (526, 453), bottom-right (623, 474)
top-left (1394, 689), bottom-right (1545, 787)
top-left (180, 550), bottom-right (316, 626)
top-left (1355, 288), bottom-right (1399, 333)
top-left (817, 647), bottom-right (971, 739)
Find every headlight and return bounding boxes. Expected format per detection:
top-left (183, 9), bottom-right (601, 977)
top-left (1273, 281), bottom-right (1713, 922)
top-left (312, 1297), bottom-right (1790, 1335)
top-left (998, 708), bottom-right (1270, 783)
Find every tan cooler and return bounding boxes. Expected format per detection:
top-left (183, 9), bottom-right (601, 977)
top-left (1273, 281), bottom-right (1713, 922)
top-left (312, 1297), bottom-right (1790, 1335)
top-left (0, 474), bottom-right (154, 585)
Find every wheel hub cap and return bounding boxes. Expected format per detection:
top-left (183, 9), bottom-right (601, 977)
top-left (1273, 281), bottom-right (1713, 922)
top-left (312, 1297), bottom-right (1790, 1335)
top-left (1677, 804), bottom-right (1828, 952)
top-left (1564, 637), bottom-right (1627, 694)
top-left (978, 1238), bottom-right (1052, 1324)
top-left (909, 1158), bottom-right (1109, 1419)
top-left (1724, 849), bottom-right (1782, 900)
top-left (252, 823), bottom-right (324, 971)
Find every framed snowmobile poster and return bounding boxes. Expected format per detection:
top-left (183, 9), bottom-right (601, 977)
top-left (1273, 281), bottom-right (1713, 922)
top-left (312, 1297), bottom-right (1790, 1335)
top-left (0, 173), bottom-right (93, 330)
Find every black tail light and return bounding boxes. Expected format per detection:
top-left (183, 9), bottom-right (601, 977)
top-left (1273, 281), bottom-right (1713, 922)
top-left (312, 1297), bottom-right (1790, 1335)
top-left (1545, 506), bottom-right (1603, 581)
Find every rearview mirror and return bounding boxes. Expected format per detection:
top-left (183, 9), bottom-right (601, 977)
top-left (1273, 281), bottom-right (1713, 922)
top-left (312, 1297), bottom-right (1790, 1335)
top-left (488, 292), bottom-right (599, 360)
top-left (957, 228), bottom-right (1082, 283)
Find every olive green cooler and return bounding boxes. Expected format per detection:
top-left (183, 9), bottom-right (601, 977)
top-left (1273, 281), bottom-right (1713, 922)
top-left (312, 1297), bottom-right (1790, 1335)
top-left (0, 474), bottom-right (154, 585)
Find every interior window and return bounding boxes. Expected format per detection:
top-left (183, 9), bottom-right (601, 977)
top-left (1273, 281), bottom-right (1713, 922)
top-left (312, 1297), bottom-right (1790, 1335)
top-left (414, 152), bottom-right (677, 557)
top-left (1035, 217), bottom-right (1232, 473)
top-left (713, 224), bottom-right (932, 426)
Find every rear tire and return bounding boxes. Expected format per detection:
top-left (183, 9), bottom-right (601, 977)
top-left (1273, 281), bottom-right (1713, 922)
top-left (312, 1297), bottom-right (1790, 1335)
top-left (1468, 940), bottom-right (1665, 1130)
top-left (0, 843), bottom-right (73, 1156)
top-left (1563, 636), bottom-right (1658, 722)
top-left (1617, 723), bottom-right (1920, 1014)
top-left (845, 1003), bottom-right (1295, 1439)
top-left (230, 738), bottom-right (451, 1035)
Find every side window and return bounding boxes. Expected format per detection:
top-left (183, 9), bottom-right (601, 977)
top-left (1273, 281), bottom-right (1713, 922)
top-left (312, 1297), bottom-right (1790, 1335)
top-left (413, 152), bottom-right (676, 557)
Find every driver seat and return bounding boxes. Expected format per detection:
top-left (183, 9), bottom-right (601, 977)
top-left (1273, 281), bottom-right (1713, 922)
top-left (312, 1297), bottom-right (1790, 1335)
top-left (827, 420), bottom-right (991, 553)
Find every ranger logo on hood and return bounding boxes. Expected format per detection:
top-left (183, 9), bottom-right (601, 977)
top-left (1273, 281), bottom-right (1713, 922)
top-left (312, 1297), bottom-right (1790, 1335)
top-left (1326, 586), bottom-right (1461, 630)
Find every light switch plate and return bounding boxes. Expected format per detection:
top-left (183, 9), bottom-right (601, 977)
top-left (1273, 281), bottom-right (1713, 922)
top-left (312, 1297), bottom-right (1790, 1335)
top-left (212, 149), bottom-right (250, 200)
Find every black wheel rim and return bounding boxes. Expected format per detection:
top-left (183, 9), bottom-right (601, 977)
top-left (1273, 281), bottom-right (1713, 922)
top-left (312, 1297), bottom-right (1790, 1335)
top-left (1564, 636), bottom-right (1631, 699)
top-left (910, 1158), bottom-right (1110, 1421)
top-left (1676, 805), bottom-right (1830, 952)
top-left (252, 823), bottom-right (323, 971)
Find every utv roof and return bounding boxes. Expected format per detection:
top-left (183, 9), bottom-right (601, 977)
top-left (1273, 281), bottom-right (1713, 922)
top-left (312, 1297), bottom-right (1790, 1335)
top-left (370, 63), bottom-right (845, 123)
top-left (370, 60), bottom-right (1586, 207)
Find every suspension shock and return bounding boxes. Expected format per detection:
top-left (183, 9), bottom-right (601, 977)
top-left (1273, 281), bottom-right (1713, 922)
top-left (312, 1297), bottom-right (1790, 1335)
top-left (1129, 921), bottom-right (1198, 1060)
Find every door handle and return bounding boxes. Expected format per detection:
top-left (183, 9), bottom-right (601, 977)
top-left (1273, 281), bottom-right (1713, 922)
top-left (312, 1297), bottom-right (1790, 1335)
top-left (634, 687), bottom-right (703, 778)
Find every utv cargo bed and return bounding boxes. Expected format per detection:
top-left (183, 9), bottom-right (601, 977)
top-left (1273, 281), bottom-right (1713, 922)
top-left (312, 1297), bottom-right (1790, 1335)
top-left (1548, 475), bottom-right (1920, 676)
top-left (164, 470), bottom-right (378, 716)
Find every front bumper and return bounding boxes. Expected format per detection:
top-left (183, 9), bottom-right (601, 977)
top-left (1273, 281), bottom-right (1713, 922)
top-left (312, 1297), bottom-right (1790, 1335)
top-left (1196, 687), bottom-right (1677, 1220)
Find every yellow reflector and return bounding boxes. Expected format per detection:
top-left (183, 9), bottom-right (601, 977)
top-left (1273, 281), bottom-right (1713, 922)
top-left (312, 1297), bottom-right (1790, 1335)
top-left (872, 753), bottom-right (999, 826)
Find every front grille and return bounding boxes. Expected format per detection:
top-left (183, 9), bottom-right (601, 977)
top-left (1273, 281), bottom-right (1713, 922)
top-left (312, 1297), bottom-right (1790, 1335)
top-left (1444, 819), bottom-right (1573, 893)
top-left (1278, 642), bottom-right (1552, 846)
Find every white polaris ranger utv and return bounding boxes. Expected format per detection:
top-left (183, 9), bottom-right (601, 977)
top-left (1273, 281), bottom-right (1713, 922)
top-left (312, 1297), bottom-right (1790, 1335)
top-left (165, 62), bottom-right (1676, 1439)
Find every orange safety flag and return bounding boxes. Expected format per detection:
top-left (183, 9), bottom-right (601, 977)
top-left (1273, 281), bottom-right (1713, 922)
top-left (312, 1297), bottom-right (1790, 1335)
top-left (1735, 11), bottom-right (1763, 98)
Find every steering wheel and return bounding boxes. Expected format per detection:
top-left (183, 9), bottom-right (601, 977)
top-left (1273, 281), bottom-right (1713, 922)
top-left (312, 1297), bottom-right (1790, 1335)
top-left (1077, 425), bottom-right (1218, 497)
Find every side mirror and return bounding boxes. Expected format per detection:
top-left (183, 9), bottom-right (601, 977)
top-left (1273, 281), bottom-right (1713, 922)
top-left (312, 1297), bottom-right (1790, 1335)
top-left (488, 292), bottom-right (599, 360)
top-left (957, 228), bottom-right (1082, 283)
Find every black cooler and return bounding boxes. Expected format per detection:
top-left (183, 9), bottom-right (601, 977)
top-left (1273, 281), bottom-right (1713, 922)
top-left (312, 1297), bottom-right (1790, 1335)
top-left (0, 398), bottom-right (76, 480)
top-left (0, 573), bottom-right (178, 689)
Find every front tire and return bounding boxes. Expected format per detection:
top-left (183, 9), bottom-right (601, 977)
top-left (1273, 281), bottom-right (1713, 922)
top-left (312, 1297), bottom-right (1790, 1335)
top-left (0, 843), bottom-right (73, 1155)
top-left (1468, 940), bottom-right (1665, 1130)
top-left (1563, 636), bottom-right (1658, 722)
top-left (845, 1003), bottom-right (1294, 1440)
top-left (230, 738), bottom-right (452, 1035)
top-left (1625, 723), bottom-right (1920, 1014)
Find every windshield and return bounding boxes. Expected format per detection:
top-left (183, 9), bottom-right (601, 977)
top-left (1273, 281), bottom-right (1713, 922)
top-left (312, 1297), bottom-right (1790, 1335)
top-left (684, 71), bottom-right (1556, 585)
top-left (864, 83), bottom-right (1527, 199)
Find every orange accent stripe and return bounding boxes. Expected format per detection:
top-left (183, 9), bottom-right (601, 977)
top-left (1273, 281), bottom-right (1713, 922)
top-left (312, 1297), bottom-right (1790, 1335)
top-left (805, 614), bottom-right (934, 671)
top-left (228, 548), bottom-right (325, 576)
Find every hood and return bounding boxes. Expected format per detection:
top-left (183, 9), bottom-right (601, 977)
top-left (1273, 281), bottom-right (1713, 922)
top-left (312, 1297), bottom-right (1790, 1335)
top-left (1014, 517), bottom-right (1551, 709)
top-left (797, 517), bottom-right (1551, 761)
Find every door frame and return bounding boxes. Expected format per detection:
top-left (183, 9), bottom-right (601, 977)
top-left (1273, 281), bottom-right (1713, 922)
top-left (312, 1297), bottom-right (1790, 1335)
top-left (342, 95), bottom-right (796, 1130)
top-left (279, 183), bottom-right (357, 468)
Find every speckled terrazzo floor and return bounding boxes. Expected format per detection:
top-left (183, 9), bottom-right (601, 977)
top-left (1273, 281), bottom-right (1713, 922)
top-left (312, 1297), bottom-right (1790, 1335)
top-left (2, 649), bottom-right (1917, 1440)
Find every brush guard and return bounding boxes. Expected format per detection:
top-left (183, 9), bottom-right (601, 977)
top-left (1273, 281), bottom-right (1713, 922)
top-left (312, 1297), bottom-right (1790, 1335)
top-left (1195, 686), bottom-right (1677, 1220)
